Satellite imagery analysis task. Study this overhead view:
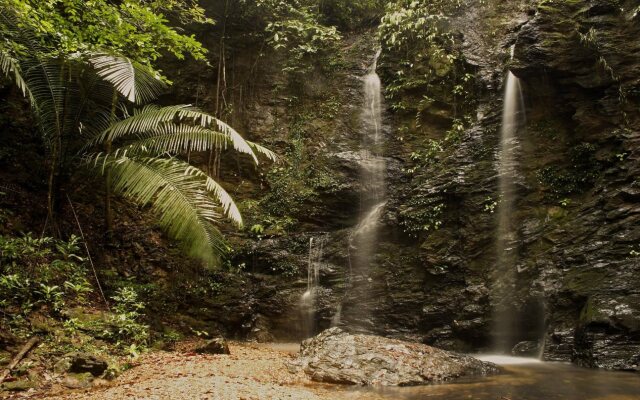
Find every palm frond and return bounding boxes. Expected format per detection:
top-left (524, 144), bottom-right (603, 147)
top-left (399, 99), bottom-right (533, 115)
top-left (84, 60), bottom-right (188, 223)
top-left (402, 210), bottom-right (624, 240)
top-left (211, 118), bottom-right (258, 163)
top-left (0, 50), bottom-right (32, 100)
top-left (89, 53), bottom-right (165, 104)
top-left (0, 10), bottom-right (65, 132)
top-left (19, 55), bottom-right (67, 144)
top-left (71, 72), bottom-right (115, 141)
top-left (119, 125), bottom-right (234, 154)
top-left (91, 155), bottom-right (241, 265)
top-left (247, 140), bottom-right (279, 162)
top-left (184, 165), bottom-right (243, 227)
top-left (92, 105), bottom-right (272, 163)
top-left (20, 55), bottom-right (110, 149)
top-left (92, 105), bottom-right (210, 143)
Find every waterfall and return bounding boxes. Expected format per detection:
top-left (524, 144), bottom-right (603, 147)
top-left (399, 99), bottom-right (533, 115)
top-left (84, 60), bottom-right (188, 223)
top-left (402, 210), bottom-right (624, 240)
top-left (300, 236), bottom-right (325, 338)
top-left (359, 49), bottom-right (386, 219)
top-left (354, 49), bottom-right (386, 271)
top-left (492, 67), bottom-right (526, 353)
top-left (363, 49), bottom-right (383, 145)
top-left (335, 49), bottom-right (387, 331)
top-left (303, 48), bottom-right (387, 334)
top-left (361, 50), bottom-right (385, 200)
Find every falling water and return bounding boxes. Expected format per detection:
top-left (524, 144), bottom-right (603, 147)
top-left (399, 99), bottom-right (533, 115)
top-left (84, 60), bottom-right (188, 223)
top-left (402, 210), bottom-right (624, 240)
top-left (336, 49), bottom-right (387, 330)
top-left (300, 236), bottom-right (325, 338)
top-left (357, 50), bottom-right (384, 201)
top-left (354, 49), bottom-right (386, 268)
top-left (358, 49), bottom-right (386, 223)
top-left (493, 63), bottom-right (526, 353)
top-left (354, 201), bottom-right (387, 237)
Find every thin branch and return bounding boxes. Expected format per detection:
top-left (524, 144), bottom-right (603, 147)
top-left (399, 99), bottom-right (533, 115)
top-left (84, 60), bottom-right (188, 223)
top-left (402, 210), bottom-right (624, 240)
top-left (66, 194), bottom-right (110, 310)
top-left (0, 337), bottom-right (39, 385)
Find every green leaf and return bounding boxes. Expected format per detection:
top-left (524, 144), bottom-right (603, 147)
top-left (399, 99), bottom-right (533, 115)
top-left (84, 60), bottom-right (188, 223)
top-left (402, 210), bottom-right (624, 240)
top-left (89, 53), bottom-right (165, 104)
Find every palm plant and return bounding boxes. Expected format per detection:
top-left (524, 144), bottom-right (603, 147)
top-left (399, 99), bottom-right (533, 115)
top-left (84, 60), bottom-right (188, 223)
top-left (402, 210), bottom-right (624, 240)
top-left (84, 100), bottom-right (275, 264)
top-left (0, 11), bottom-right (275, 266)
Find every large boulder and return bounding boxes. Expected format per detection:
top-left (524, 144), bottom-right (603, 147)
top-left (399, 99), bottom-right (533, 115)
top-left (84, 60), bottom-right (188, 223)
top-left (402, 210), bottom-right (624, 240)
top-left (291, 328), bottom-right (500, 386)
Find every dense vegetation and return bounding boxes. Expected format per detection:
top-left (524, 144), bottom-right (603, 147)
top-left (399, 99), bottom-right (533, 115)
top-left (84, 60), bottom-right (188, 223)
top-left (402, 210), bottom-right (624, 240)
top-left (0, 0), bottom-right (401, 373)
top-left (0, 0), bottom-right (280, 376)
top-left (2, 0), bottom-right (638, 396)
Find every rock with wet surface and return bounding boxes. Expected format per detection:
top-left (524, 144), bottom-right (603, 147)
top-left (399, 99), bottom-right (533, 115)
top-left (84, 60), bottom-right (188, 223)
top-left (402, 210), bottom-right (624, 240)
top-left (292, 328), bottom-right (500, 386)
top-left (1, 379), bottom-right (38, 392)
top-left (512, 341), bottom-right (541, 357)
top-left (196, 337), bottom-right (231, 355)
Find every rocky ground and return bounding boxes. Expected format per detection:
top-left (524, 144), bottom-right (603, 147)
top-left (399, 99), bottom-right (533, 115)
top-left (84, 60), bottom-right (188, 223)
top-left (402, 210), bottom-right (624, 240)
top-left (16, 334), bottom-right (499, 399)
top-left (7, 339), bottom-right (639, 400)
top-left (10, 342), bottom-right (376, 400)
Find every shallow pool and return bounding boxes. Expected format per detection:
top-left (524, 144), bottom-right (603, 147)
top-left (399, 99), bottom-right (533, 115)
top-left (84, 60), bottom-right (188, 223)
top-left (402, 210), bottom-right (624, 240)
top-left (350, 357), bottom-right (640, 400)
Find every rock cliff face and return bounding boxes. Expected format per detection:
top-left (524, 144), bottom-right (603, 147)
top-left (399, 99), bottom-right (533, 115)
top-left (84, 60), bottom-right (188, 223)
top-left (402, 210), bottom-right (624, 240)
top-left (510, 0), bottom-right (640, 370)
top-left (171, 0), bottom-right (640, 372)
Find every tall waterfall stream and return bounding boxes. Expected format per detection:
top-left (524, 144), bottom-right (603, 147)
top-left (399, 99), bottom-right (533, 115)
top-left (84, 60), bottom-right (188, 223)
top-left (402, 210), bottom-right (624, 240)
top-left (345, 49), bottom-right (387, 330)
top-left (492, 68), bottom-right (527, 353)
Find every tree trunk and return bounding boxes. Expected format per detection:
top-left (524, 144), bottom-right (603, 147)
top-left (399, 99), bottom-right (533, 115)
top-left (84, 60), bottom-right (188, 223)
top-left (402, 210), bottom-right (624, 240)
top-left (209, 0), bottom-right (229, 178)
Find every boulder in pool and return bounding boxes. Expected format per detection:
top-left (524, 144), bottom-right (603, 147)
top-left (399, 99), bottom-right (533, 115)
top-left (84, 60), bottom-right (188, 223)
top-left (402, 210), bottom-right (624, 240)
top-left (292, 328), bottom-right (500, 386)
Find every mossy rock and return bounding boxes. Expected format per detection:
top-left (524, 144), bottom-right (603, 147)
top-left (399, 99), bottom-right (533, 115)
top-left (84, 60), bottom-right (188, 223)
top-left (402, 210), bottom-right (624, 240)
top-left (1, 379), bottom-right (38, 392)
top-left (54, 352), bottom-right (108, 376)
top-left (429, 57), bottom-right (453, 77)
top-left (61, 372), bottom-right (94, 389)
top-left (0, 351), bottom-right (11, 366)
top-left (169, 314), bottom-right (221, 335)
top-left (547, 206), bottom-right (568, 219)
top-left (564, 269), bottom-right (607, 294)
top-left (28, 313), bottom-right (60, 334)
top-left (64, 307), bottom-right (111, 329)
top-left (578, 296), bottom-right (621, 327)
top-left (60, 307), bottom-right (113, 338)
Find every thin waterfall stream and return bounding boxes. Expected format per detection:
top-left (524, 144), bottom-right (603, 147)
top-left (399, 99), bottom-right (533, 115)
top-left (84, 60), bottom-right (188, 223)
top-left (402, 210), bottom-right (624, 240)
top-left (492, 65), bottom-right (526, 353)
top-left (300, 235), bottom-right (326, 338)
top-left (329, 49), bottom-right (387, 331)
top-left (350, 49), bottom-right (387, 324)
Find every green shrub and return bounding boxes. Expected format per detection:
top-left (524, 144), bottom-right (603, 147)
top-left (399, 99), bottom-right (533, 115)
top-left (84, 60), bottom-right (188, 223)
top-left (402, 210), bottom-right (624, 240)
top-left (378, 0), bottom-right (474, 117)
top-left (0, 234), bottom-right (91, 318)
top-left (537, 142), bottom-right (601, 198)
top-left (399, 199), bottom-right (445, 237)
top-left (105, 286), bottom-right (149, 349)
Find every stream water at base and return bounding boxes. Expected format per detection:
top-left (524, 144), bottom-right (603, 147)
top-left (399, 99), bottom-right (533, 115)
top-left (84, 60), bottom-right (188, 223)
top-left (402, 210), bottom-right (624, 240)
top-left (346, 361), bottom-right (640, 400)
